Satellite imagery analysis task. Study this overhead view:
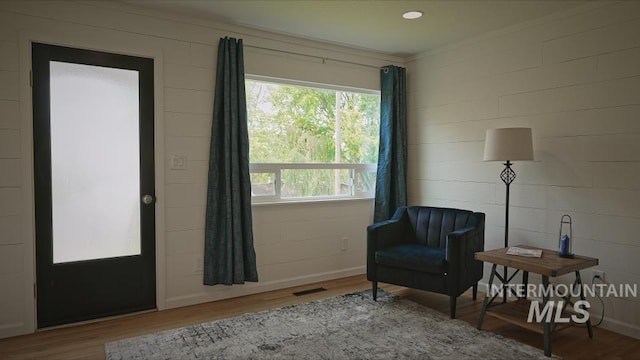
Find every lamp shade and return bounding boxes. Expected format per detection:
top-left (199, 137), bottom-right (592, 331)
top-left (483, 127), bottom-right (533, 161)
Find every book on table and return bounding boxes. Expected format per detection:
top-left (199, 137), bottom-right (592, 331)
top-left (506, 247), bottom-right (542, 258)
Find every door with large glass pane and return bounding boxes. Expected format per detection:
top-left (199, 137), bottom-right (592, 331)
top-left (32, 43), bottom-right (156, 328)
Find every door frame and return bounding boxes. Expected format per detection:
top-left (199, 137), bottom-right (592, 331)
top-left (17, 32), bottom-right (167, 335)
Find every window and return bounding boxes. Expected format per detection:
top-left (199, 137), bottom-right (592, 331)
top-left (246, 76), bottom-right (380, 202)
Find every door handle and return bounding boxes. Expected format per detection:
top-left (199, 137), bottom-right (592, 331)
top-left (141, 194), bottom-right (154, 205)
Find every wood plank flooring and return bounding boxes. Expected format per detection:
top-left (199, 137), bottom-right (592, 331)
top-left (0, 275), bottom-right (638, 359)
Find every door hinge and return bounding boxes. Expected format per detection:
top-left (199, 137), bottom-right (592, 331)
top-left (29, 70), bottom-right (33, 87)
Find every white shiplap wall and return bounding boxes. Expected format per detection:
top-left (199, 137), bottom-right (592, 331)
top-left (0, 0), bottom-right (398, 338)
top-left (407, 1), bottom-right (640, 337)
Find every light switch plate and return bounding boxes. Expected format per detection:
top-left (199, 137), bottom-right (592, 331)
top-left (170, 155), bottom-right (187, 170)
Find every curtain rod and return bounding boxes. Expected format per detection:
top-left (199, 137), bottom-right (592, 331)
top-left (244, 44), bottom-right (388, 71)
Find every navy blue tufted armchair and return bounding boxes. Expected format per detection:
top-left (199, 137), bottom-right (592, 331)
top-left (367, 206), bottom-right (485, 318)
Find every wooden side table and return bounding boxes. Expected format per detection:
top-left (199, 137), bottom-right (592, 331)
top-left (475, 246), bottom-right (599, 357)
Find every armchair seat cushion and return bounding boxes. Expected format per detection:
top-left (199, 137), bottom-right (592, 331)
top-left (375, 244), bottom-right (447, 274)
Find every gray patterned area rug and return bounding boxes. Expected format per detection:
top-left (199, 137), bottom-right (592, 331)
top-left (105, 290), bottom-right (556, 359)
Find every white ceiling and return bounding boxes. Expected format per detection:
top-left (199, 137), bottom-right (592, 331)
top-left (127, 0), bottom-right (590, 57)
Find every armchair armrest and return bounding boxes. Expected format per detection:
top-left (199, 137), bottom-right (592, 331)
top-left (445, 222), bottom-right (485, 294)
top-left (367, 219), bottom-right (404, 251)
top-left (445, 226), bottom-right (483, 263)
top-left (366, 207), bottom-right (409, 280)
top-left (367, 206), bottom-right (409, 252)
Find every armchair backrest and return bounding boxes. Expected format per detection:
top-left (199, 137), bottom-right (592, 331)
top-left (396, 206), bottom-right (483, 248)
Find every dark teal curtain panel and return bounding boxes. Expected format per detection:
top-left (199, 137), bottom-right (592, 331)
top-left (204, 37), bottom-right (258, 285)
top-left (374, 65), bottom-right (408, 223)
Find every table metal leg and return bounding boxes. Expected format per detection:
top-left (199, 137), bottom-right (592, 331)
top-left (542, 275), bottom-right (551, 357)
top-left (478, 263), bottom-right (497, 330)
top-left (575, 271), bottom-right (594, 338)
top-left (522, 271), bottom-right (529, 300)
top-left (503, 266), bottom-right (508, 303)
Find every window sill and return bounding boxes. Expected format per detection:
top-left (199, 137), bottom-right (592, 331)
top-left (251, 196), bottom-right (374, 207)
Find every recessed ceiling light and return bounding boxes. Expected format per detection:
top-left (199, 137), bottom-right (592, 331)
top-left (402, 10), bottom-right (423, 20)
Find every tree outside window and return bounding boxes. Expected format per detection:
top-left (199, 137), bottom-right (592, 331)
top-left (246, 77), bottom-right (380, 201)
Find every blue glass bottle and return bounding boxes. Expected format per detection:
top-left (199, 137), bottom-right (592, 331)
top-left (558, 215), bottom-right (574, 258)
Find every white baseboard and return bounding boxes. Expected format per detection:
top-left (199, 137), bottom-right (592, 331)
top-left (166, 266), bottom-right (366, 309)
top-left (597, 316), bottom-right (640, 340)
top-left (0, 322), bottom-right (28, 339)
top-left (476, 281), bottom-right (640, 340)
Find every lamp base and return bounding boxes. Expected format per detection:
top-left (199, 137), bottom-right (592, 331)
top-left (558, 253), bottom-right (575, 259)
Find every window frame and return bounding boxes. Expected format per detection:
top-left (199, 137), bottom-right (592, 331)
top-left (249, 163), bottom-right (377, 203)
top-left (245, 75), bottom-right (380, 204)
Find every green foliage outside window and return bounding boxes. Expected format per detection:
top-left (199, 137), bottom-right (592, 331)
top-left (246, 78), bottom-right (380, 198)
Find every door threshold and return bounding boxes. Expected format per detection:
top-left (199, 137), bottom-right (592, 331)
top-left (37, 308), bottom-right (158, 332)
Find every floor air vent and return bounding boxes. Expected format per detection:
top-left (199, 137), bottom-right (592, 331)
top-left (292, 287), bottom-right (327, 296)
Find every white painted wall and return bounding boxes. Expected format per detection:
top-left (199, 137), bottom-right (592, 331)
top-left (407, 1), bottom-right (640, 338)
top-left (0, 0), bottom-right (399, 338)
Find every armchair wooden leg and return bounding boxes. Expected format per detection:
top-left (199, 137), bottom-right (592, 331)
top-left (472, 283), bottom-right (478, 300)
top-left (450, 296), bottom-right (457, 319)
top-left (372, 281), bottom-right (378, 301)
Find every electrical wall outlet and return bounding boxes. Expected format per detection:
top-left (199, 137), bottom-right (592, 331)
top-left (193, 256), bottom-right (204, 273)
top-left (341, 237), bottom-right (349, 251)
top-left (592, 270), bottom-right (605, 283)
